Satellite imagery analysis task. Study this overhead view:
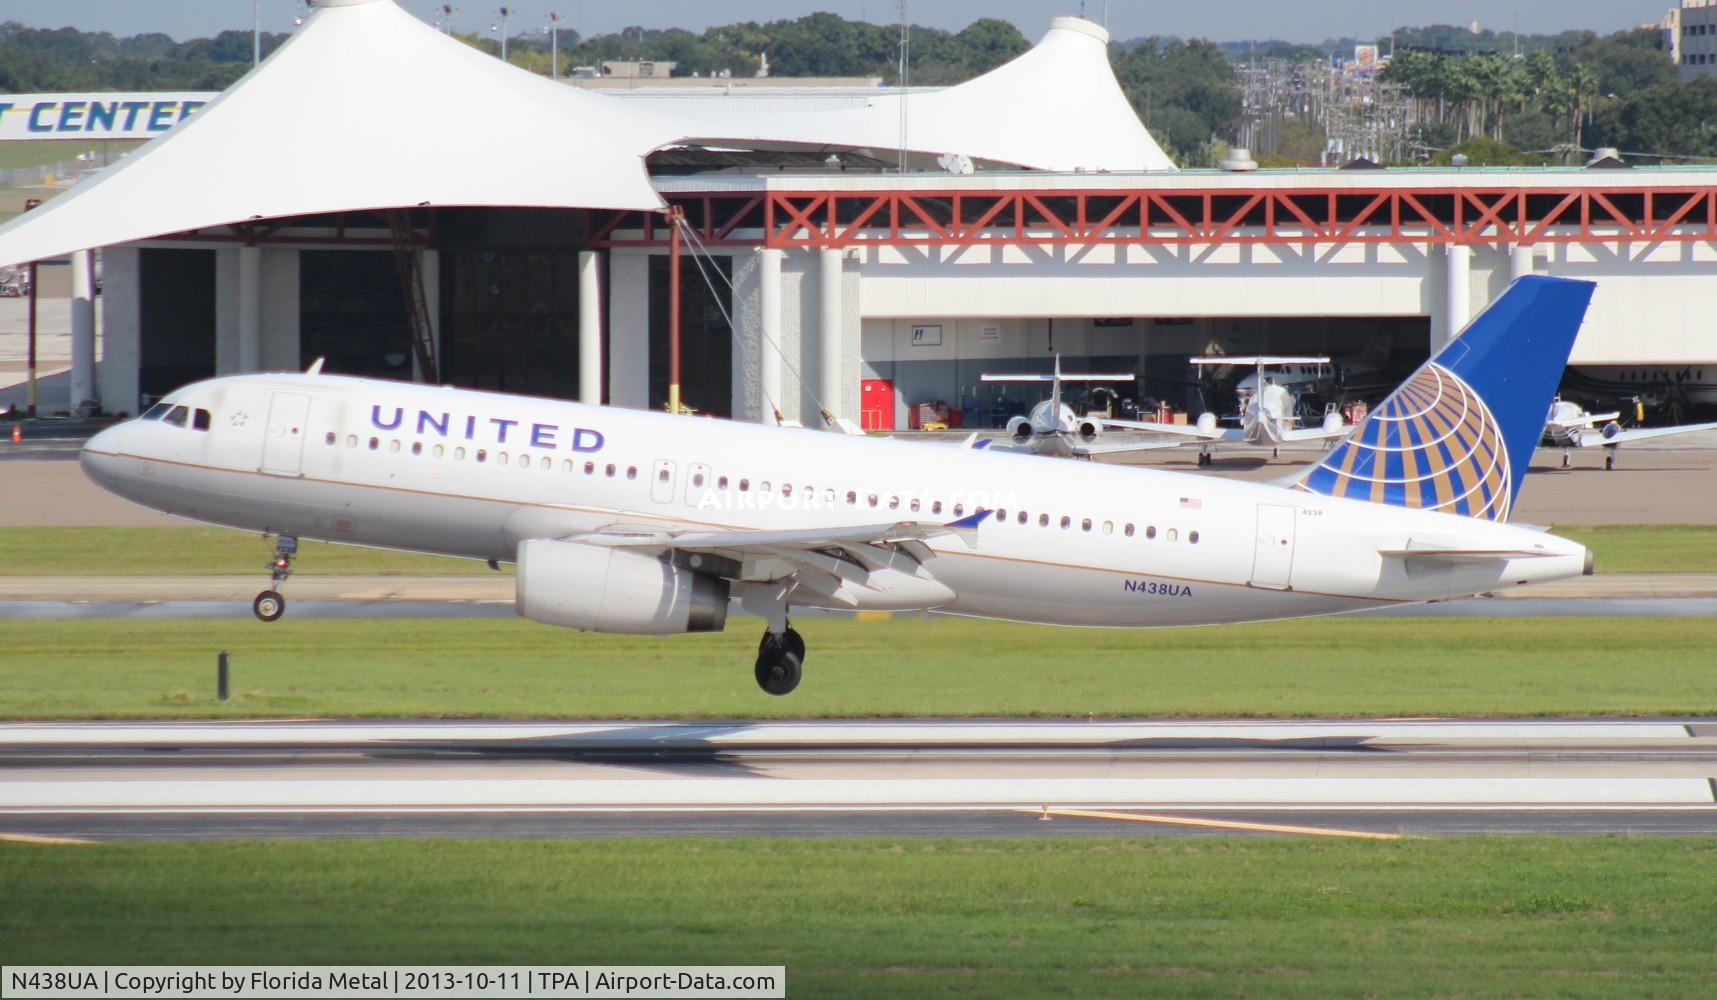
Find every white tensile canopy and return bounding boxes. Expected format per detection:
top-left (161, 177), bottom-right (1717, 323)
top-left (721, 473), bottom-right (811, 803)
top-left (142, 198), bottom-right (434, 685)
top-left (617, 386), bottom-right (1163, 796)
top-left (0, 0), bottom-right (1172, 268)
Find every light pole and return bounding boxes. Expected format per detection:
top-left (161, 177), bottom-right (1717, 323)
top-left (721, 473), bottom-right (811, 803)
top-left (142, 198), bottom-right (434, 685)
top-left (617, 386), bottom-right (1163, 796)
top-left (544, 11), bottom-right (562, 79)
top-left (491, 6), bottom-right (511, 62)
top-left (437, 4), bottom-right (456, 34)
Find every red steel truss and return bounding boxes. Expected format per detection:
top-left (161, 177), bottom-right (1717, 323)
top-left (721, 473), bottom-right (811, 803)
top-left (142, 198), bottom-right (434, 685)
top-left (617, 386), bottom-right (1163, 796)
top-left (588, 185), bottom-right (1717, 249)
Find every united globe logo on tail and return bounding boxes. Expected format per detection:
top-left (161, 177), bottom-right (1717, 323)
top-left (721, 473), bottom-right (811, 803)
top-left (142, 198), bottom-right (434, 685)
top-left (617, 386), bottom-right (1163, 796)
top-left (1300, 362), bottom-right (1511, 521)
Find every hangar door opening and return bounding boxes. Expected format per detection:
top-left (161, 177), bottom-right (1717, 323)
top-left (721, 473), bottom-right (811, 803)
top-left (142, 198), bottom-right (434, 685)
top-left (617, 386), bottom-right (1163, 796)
top-left (860, 315), bottom-right (1430, 431)
top-left (648, 255), bottom-right (732, 418)
top-left (138, 248), bottom-right (216, 402)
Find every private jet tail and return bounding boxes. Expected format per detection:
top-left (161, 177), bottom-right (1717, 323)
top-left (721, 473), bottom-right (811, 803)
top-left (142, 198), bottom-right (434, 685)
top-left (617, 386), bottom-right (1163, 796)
top-left (1297, 275), bottom-right (1596, 521)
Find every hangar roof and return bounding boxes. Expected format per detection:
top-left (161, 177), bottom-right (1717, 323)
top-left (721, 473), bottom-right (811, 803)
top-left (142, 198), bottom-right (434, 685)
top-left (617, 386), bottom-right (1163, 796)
top-left (0, 0), bottom-right (1169, 268)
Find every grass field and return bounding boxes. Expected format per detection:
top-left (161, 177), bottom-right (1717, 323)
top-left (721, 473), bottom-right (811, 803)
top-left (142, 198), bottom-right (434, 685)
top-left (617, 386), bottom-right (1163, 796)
top-left (1, 524), bottom-right (1713, 576)
top-left (5, 838), bottom-right (1716, 997)
top-left (3, 616), bottom-right (1714, 718)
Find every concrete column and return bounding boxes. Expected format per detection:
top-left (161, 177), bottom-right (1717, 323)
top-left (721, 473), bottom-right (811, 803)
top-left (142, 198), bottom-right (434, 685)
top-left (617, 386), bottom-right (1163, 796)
top-left (237, 244), bottom-right (262, 372)
top-left (606, 251), bottom-right (649, 409)
top-left (1439, 243), bottom-right (1471, 350)
top-left (1509, 243), bottom-right (1535, 284)
top-left (758, 247), bottom-right (784, 424)
top-left (578, 250), bottom-right (602, 404)
top-left (69, 249), bottom-right (96, 411)
top-left (818, 248), bottom-right (843, 423)
top-left (97, 246), bottom-right (140, 414)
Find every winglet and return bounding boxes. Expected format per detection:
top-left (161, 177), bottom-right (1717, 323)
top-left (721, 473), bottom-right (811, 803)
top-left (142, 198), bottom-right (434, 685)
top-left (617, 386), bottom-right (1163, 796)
top-left (305, 357), bottom-right (326, 375)
top-left (946, 508), bottom-right (992, 530)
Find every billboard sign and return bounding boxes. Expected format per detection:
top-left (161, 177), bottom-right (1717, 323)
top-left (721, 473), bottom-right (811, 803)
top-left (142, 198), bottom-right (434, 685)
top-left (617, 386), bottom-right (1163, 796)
top-left (0, 93), bottom-right (219, 140)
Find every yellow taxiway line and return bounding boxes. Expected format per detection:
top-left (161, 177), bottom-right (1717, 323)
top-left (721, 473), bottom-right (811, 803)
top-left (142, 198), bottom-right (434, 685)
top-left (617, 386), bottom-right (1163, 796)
top-left (1034, 806), bottom-right (1403, 840)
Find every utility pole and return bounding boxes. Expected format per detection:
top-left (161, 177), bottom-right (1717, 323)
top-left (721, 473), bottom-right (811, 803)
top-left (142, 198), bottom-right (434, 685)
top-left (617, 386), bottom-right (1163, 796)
top-left (438, 4), bottom-right (456, 34)
top-left (492, 6), bottom-right (511, 61)
top-left (896, 1), bottom-right (909, 173)
top-left (666, 205), bottom-right (684, 415)
top-left (545, 11), bottom-right (562, 78)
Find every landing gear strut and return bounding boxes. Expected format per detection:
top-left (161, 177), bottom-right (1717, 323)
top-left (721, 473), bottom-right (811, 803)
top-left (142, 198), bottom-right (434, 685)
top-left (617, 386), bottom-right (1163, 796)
top-left (1603, 448), bottom-right (1616, 471)
top-left (1197, 450), bottom-right (1213, 467)
top-left (754, 622), bottom-right (805, 696)
top-left (253, 535), bottom-right (297, 623)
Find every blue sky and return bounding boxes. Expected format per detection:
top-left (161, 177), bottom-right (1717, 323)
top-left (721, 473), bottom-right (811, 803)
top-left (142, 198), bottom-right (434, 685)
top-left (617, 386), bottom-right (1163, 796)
top-left (0, 1), bottom-right (1677, 44)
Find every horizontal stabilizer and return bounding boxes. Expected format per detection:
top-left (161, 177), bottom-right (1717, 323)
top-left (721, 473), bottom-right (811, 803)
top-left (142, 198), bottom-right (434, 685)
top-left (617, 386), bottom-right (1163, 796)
top-left (1189, 355), bottom-right (1330, 367)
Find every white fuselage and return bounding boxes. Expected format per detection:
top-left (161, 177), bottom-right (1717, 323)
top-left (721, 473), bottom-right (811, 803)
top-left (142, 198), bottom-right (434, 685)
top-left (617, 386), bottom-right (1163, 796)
top-left (82, 374), bottom-right (1590, 628)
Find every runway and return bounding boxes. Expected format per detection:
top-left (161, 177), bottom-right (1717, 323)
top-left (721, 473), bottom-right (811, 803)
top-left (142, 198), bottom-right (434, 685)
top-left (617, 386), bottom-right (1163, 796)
top-left (5, 718), bottom-right (1717, 840)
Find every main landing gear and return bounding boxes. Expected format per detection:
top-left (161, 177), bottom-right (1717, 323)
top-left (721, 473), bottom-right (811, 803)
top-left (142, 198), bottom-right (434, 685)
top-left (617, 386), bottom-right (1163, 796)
top-left (1196, 450), bottom-right (1213, 467)
top-left (754, 622), bottom-right (806, 696)
top-left (253, 535), bottom-right (297, 622)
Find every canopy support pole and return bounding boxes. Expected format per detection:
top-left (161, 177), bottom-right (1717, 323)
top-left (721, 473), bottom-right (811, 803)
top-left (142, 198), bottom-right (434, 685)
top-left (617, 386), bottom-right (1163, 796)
top-left (667, 205), bottom-right (683, 414)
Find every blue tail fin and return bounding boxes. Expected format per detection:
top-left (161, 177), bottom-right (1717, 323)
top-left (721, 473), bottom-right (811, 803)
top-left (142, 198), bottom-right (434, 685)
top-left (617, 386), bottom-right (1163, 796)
top-left (1298, 275), bottom-right (1595, 521)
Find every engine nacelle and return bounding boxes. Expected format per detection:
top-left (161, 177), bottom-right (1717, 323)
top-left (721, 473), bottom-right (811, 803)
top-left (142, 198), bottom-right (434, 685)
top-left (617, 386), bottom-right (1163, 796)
top-left (1323, 410), bottom-right (1343, 434)
top-left (1006, 415), bottom-right (1033, 440)
top-left (516, 539), bottom-right (728, 634)
top-left (1601, 421), bottom-right (1623, 441)
top-left (1077, 420), bottom-right (1101, 442)
top-left (1195, 411), bottom-right (1218, 434)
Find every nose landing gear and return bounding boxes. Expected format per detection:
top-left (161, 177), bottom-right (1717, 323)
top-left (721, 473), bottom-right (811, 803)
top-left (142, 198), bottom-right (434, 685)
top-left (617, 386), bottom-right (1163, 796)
top-left (754, 623), bottom-right (805, 696)
top-left (253, 535), bottom-right (297, 622)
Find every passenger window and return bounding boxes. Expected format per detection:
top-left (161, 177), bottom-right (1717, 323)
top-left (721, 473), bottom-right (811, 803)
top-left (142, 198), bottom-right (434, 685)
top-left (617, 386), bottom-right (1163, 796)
top-left (433, 444), bottom-right (445, 458)
top-left (996, 508), bottom-right (1006, 521)
top-left (325, 432), bottom-right (336, 445)
top-left (1124, 523), bottom-right (1135, 537)
top-left (477, 449), bottom-right (488, 463)
top-left (1167, 528), bottom-right (1179, 542)
top-left (368, 437), bottom-right (379, 450)
top-left (868, 494), bottom-right (878, 507)
top-left (1103, 521), bottom-right (1113, 535)
top-left (162, 405), bottom-right (189, 428)
top-left (1146, 526), bottom-right (1157, 540)
top-left (846, 490), bottom-right (857, 505)
top-left (454, 447), bottom-right (466, 460)
top-left (540, 456), bottom-right (550, 471)
top-left (932, 501), bottom-right (943, 515)
top-left (496, 452), bottom-right (506, 466)
top-left (719, 475), bottom-right (730, 489)
top-left (413, 442), bottom-right (423, 456)
top-left (760, 480), bottom-right (771, 492)
top-left (627, 467), bottom-right (638, 480)
top-left (1081, 518), bottom-right (1092, 532)
top-left (782, 484), bottom-right (793, 498)
top-left (909, 498), bottom-right (920, 513)
top-left (1017, 511), bottom-right (1027, 525)
top-left (141, 403), bottom-right (170, 421)
top-left (1039, 514), bottom-right (1049, 527)
top-left (660, 468), bottom-right (672, 483)
top-left (606, 464), bottom-right (617, 478)
top-left (889, 497), bottom-right (900, 510)
top-left (953, 504), bottom-right (964, 517)
top-left (192, 409), bottom-right (212, 431)
top-left (586, 462), bottom-right (596, 475)
top-left (739, 478), bottom-right (750, 491)
top-left (562, 459), bottom-right (573, 472)
top-left (1189, 530), bottom-right (1200, 545)
top-left (347, 435), bottom-right (358, 448)
top-left (1060, 516), bottom-right (1071, 529)
top-left (388, 440), bottom-right (400, 454)
top-left (693, 472), bottom-right (705, 487)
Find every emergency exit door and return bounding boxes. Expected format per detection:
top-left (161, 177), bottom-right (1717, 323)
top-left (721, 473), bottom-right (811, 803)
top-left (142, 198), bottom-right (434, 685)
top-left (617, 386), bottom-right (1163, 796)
top-left (1250, 503), bottom-right (1296, 590)
top-left (260, 392), bottom-right (311, 477)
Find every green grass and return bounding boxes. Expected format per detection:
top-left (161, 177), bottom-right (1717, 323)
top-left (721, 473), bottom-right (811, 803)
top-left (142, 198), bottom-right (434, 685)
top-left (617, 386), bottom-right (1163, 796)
top-left (2, 524), bottom-right (1712, 576)
top-left (0, 527), bottom-right (502, 576)
top-left (5, 838), bottom-right (1717, 997)
top-left (3, 616), bottom-right (1715, 718)
top-left (1555, 524), bottom-right (1717, 574)
top-left (0, 139), bottom-right (143, 170)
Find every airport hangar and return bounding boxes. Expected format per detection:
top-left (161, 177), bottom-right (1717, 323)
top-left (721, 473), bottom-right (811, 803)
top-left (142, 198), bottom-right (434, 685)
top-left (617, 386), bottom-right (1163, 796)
top-left (6, 0), bottom-right (1717, 431)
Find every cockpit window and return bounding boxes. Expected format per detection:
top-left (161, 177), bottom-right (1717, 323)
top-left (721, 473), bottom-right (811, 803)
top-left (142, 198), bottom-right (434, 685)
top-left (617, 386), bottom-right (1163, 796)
top-left (192, 409), bottom-right (212, 432)
top-left (162, 405), bottom-right (189, 428)
top-left (141, 403), bottom-right (171, 421)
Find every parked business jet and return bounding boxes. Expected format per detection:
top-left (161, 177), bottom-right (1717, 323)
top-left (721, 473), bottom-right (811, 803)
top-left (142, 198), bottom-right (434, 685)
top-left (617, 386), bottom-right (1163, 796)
top-left (82, 277), bottom-right (1596, 696)
top-left (1543, 397), bottom-right (1717, 470)
top-left (978, 355), bottom-right (1349, 463)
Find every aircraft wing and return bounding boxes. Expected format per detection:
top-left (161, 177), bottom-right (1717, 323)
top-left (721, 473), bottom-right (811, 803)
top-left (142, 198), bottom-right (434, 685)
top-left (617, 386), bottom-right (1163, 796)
top-left (1282, 423), bottom-right (1351, 443)
top-left (1070, 438), bottom-right (1191, 457)
top-left (1098, 417), bottom-right (1231, 442)
top-left (1574, 421), bottom-right (1717, 447)
top-left (1556, 411), bottom-right (1622, 429)
top-left (569, 511), bottom-right (991, 555)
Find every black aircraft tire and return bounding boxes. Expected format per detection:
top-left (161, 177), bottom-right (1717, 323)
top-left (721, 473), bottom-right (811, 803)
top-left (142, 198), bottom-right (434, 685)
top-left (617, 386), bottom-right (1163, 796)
top-left (253, 590), bottom-right (286, 622)
top-left (755, 649), bottom-right (803, 696)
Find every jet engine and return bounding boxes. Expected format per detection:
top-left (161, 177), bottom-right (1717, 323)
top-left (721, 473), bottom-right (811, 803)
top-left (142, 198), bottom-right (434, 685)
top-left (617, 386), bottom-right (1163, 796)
top-left (1006, 415), bottom-right (1033, 441)
top-left (1322, 410), bottom-right (1343, 434)
top-left (516, 539), bottom-right (728, 634)
top-left (1601, 421), bottom-right (1623, 441)
top-left (1195, 411), bottom-right (1218, 434)
top-left (1077, 419), bottom-right (1101, 442)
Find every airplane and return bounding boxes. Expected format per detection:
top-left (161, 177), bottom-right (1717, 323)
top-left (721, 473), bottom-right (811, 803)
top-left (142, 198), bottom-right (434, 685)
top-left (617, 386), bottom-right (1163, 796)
top-left (1543, 397), bottom-right (1717, 470)
top-left (1103, 356), bottom-right (1352, 465)
top-left (81, 276), bottom-right (1597, 697)
top-left (976, 355), bottom-right (1349, 463)
top-left (975, 358), bottom-right (1184, 458)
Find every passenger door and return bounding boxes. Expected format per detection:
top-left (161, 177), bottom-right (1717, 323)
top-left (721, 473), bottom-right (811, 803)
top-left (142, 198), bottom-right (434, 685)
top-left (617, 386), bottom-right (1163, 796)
top-left (260, 392), bottom-right (311, 477)
top-left (1250, 503), bottom-right (1296, 590)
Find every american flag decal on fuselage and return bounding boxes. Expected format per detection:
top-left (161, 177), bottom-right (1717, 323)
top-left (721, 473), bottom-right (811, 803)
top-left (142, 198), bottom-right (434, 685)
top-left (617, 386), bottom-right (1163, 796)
top-left (1297, 362), bottom-right (1511, 522)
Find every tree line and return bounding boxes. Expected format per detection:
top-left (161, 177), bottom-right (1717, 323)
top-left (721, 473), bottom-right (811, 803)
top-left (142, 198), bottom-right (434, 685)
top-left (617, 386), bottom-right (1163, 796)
top-left (2, 13), bottom-right (1710, 165)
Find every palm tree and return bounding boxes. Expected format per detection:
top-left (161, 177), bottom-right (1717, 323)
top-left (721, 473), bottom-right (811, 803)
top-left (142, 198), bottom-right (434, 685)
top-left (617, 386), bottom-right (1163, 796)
top-left (1569, 64), bottom-right (1599, 149)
